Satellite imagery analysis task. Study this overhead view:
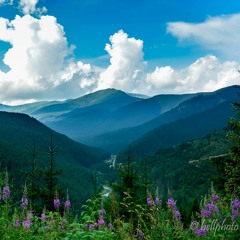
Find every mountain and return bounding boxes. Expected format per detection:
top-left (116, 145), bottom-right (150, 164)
top-left (143, 127), bottom-right (231, 207)
top-left (1, 101), bottom-right (58, 115)
top-left (127, 100), bottom-right (234, 156)
top-left (33, 88), bottom-right (140, 116)
top-left (127, 93), bottom-right (149, 99)
top-left (0, 111), bottom-right (109, 202)
top-left (5, 88), bottom-right (196, 144)
top-left (1, 86), bottom-right (239, 212)
top-left (2, 86), bottom-right (239, 155)
top-left (41, 90), bottom-right (196, 145)
top-left (1, 88), bottom-right (140, 119)
top-left (91, 85), bottom-right (240, 152)
top-left (40, 89), bottom-right (142, 138)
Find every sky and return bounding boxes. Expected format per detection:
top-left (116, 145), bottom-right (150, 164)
top-left (0, 0), bottom-right (240, 105)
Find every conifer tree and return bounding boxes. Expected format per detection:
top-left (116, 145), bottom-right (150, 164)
top-left (225, 100), bottom-right (240, 196)
top-left (140, 157), bottom-right (151, 199)
top-left (26, 138), bottom-right (39, 208)
top-left (41, 135), bottom-right (62, 210)
top-left (213, 87), bottom-right (240, 197)
top-left (113, 145), bottom-right (140, 222)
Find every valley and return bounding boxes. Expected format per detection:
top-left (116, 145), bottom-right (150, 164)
top-left (0, 85), bottom-right (239, 205)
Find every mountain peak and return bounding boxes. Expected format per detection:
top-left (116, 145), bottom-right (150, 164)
top-left (70, 88), bottom-right (136, 107)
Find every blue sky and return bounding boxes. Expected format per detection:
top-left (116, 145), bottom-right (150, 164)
top-left (26, 0), bottom-right (240, 64)
top-left (0, 0), bottom-right (239, 104)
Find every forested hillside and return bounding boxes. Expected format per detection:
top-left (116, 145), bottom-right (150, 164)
top-left (128, 100), bottom-right (234, 156)
top-left (0, 111), bottom-right (110, 203)
top-left (93, 85), bottom-right (239, 152)
top-left (146, 128), bottom-right (230, 208)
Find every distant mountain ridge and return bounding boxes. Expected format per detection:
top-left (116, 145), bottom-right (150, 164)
top-left (1, 85), bottom-right (239, 155)
top-left (34, 88), bottom-right (139, 115)
top-left (127, 100), bottom-right (234, 156)
top-left (94, 85), bottom-right (239, 152)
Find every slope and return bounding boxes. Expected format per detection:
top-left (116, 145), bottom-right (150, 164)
top-left (129, 100), bottom-right (234, 156)
top-left (0, 111), bottom-right (109, 202)
top-left (1, 101), bottom-right (59, 115)
top-left (146, 128), bottom-right (231, 209)
top-left (93, 85), bottom-right (239, 153)
top-left (53, 92), bottom-right (196, 143)
top-left (33, 88), bottom-right (140, 116)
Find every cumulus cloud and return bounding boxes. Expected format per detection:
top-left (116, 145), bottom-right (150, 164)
top-left (0, 0), bottom-right (13, 5)
top-left (98, 30), bottom-right (146, 93)
top-left (19, 0), bottom-right (47, 15)
top-left (98, 30), bottom-right (239, 96)
top-left (146, 55), bottom-right (240, 95)
top-left (167, 13), bottom-right (240, 59)
top-left (0, 14), bottom-right (98, 103)
top-left (57, 61), bottom-right (101, 99)
top-left (0, 12), bottom-right (239, 104)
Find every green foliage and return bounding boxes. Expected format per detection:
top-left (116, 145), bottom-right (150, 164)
top-left (25, 138), bottom-right (39, 208)
top-left (81, 198), bottom-right (100, 223)
top-left (112, 147), bottom-right (146, 226)
top-left (225, 102), bottom-right (240, 196)
top-left (135, 129), bottom-right (230, 221)
top-left (212, 98), bottom-right (240, 198)
top-left (0, 87), bottom-right (240, 239)
top-left (1, 138), bottom-right (240, 240)
top-left (0, 111), bottom-right (109, 206)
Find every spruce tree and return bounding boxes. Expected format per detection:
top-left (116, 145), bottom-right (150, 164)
top-left (113, 145), bottom-right (140, 223)
top-left (225, 100), bottom-right (240, 196)
top-left (41, 136), bottom-right (62, 210)
top-left (26, 138), bottom-right (39, 208)
top-left (213, 88), bottom-right (240, 197)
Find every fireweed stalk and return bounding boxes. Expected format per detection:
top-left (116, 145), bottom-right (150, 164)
top-left (21, 183), bottom-right (28, 209)
top-left (64, 189), bottom-right (71, 211)
top-left (54, 191), bottom-right (61, 210)
top-left (167, 198), bottom-right (181, 219)
top-left (3, 186), bottom-right (10, 199)
top-left (2, 169), bottom-right (10, 201)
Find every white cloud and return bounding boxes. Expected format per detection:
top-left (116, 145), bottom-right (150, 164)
top-left (146, 55), bottom-right (240, 95)
top-left (57, 60), bottom-right (101, 99)
top-left (98, 30), bottom-right (239, 96)
top-left (0, 14), bottom-right (98, 102)
top-left (0, 13), bottom-right (239, 104)
top-left (19, 0), bottom-right (47, 15)
top-left (98, 30), bottom-right (146, 93)
top-left (0, 0), bottom-right (13, 5)
top-left (167, 13), bottom-right (240, 59)
top-left (98, 30), bottom-right (240, 95)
